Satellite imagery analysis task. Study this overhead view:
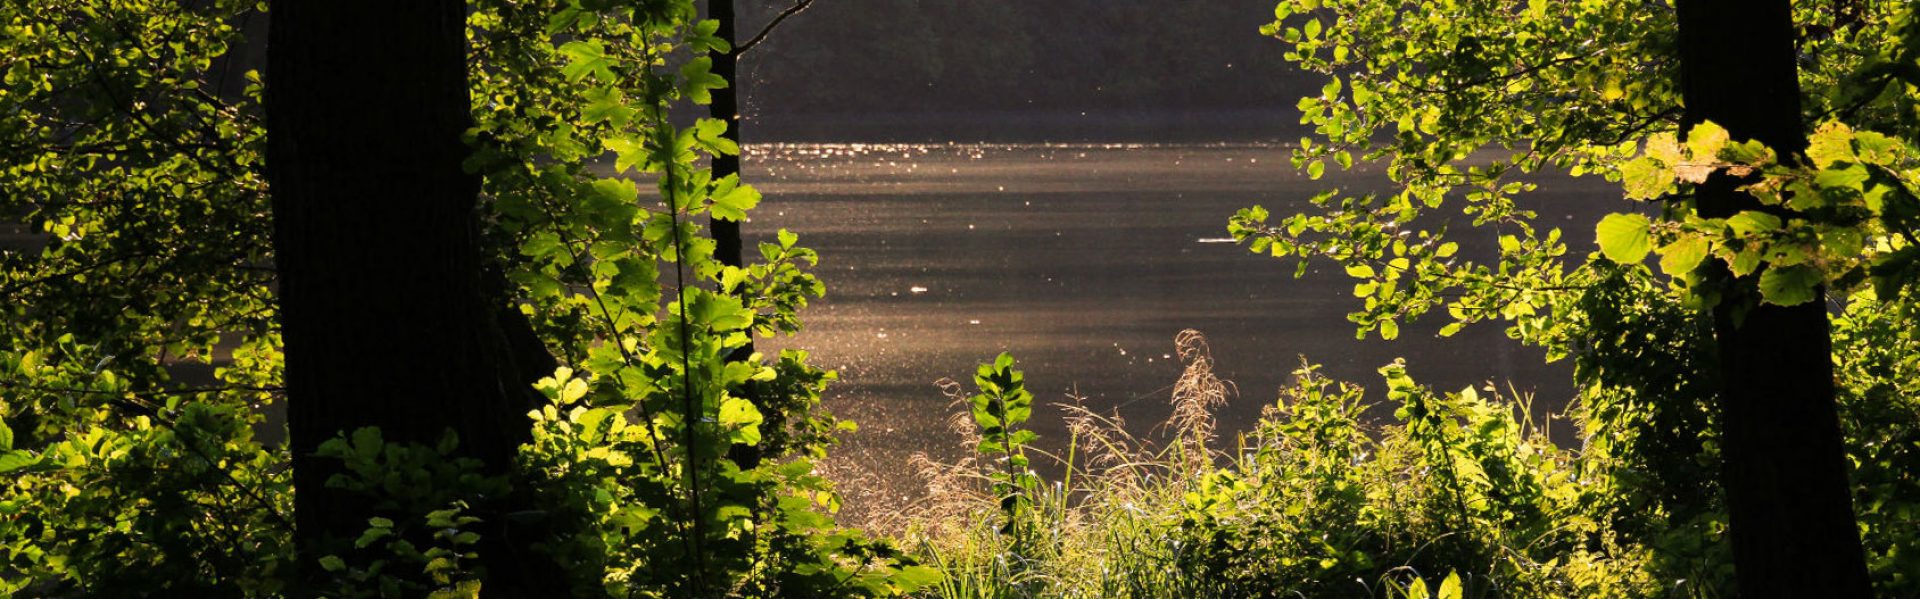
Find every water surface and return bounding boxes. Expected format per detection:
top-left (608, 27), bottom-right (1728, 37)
top-left (739, 143), bottom-right (1614, 507)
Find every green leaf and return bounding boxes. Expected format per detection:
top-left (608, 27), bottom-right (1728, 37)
top-left (576, 408), bottom-right (616, 444)
top-left (1439, 571), bottom-right (1464, 599)
top-left (708, 175), bottom-right (761, 221)
top-left (1806, 121), bottom-right (1856, 168)
top-left (1644, 131), bottom-right (1684, 164)
top-left (318, 555), bottom-right (347, 573)
top-left (591, 177), bottom-right (638, 205)
top-left (1853, 130), bottom-right (1898, 161)
top-left (0, 416), bottom-right (11, 451)
top-left (1378, 319), bottom-right (1400, 340)
top-left (1720, 139), bottom-right (1772, 164)
top-left (692, 118), bottom-right (739, 156)
top-left (1822, 226), bottom-right (1865, 259)
top-left (1686, 121), bottom-right (1730, 159)
top-left (1726, 211), bottom-right (1782, 236)
top-left (1759, 264), bottom-right (1822, 306)
top-left (1730, 248), bottom-right (1764, 277)
top-left (1008, 428), bottom-right (1038, 446)
top-left (558, 41), bottom-right (615, 83)
top-left (351, 427), bottom-right (384, 460)
top-left (0, 450), bottom-right (38, 474)
top-left (679, 57), bottom-right (728, 105)
top-left (893, 564), bottom-right (944, 590)
top-left (1595, 212), bottom-right (1652, 264)
top-left (1813, 164), bottom-right (1870, 192)
top-left (1620, 157), bottom-right (1670, 200)
top-left (427, 580), bottom-right (482, 599)
top-left (355, 525), bottom-right (392, 549)
top-left (1658, 236), bottom-right (1709, 276)
top-left (674, 291), bottom-right (743, 335)
top-left (603, 136), bottom-right (645, 174)
top-left (719, 395), bottom-right (764, 439)
top-left (687, 19), bottom-right (732, 54)
top-left (581, 87), bottom-right (635, 127)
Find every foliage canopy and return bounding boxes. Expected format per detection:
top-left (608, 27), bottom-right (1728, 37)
top-left (1, 0), bottom-right (933, 595)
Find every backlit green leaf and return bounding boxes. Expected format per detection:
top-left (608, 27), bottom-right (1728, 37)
top-left (1596, 213), bottom-right (1651, 264)
top-left (1686, 121), bottom-right (1730, 160)
top-left (1759, 264), bottom-right (1822, 306)
top-left (1726, 211), bottom-right (1782, 236)
top-left (1658, 236), bottom-right (1709, 276)
top-left (558, 40), bottom-right (614, 83)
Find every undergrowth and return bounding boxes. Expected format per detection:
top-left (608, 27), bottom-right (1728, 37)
top-left (900, 273), bottom-right (1920, 598)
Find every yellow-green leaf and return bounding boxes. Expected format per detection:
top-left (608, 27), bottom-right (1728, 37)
top-left (1807, 121), bottom-right (1856, 168)
top-left (1620, 157), bottom-right (1670, 200)
top-left (1378, 319), bottom-right (1400, 340)
top-left (1596, 213), bottom-right (1652, 264)
top-left (1686, 121), bottom-right (1730, 160)
top-left (1658, 236), bottom-right (1709, 276)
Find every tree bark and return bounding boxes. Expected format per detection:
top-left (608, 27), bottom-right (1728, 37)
top-left (710, 0), bottom-right (746, 272)
top-left (708, 0), bottom-right (768, 471)
top-left (1674, 0), bottom-right (1872, 595)
top-left (266, 0), bottom-right (551, 592)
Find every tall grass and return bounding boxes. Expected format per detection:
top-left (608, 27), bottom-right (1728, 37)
top-left (846, 267), bottom-right (1920, 598)
top-left (892, 330), bottom-right (1669, 599)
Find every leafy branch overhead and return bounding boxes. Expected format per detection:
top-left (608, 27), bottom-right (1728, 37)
top-left (0, 0), bottom-right (929, 595)
top-left (1233, 0), bottom-right (1917, 594)
top-left (1232, 0), bottom-right (1920, 341)
top-left (1602, 120), bottom-right (1920, 306)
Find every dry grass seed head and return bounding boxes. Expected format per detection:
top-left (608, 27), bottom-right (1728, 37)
top-left (1165, 329), bottom-right (1235, 462)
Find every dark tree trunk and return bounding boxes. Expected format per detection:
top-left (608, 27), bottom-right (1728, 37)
top-left (709, 0), bottom-right (765, 470)
top-left (710, 0), bottom-right (745, 272)
top-left (266, 0), bottom-right (552, 592)
top-left (1674, 0), bottom-right (1872, 595)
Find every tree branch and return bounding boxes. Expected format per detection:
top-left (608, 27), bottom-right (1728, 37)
top-left (736, 0), bottom-right (815, 56)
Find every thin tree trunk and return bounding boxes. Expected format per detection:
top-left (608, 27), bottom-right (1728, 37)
top-left (266, 0), bottom-right (551, 592)
top-left (709, 0), bottom-right (766, 470)
top-left (1673, 0), bottom-right (1871, 595)
top-left (710, 0), bottom-right (745, 272)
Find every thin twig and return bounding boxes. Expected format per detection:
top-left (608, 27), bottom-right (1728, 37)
top-left (735, 0), bottom-right (815, 56)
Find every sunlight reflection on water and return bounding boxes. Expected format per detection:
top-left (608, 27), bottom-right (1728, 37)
top-left (733, 142), bottom-right (1605, 513)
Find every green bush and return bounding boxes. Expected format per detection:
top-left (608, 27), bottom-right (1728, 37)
top-left (911, 280), bottom-right (1920, 598)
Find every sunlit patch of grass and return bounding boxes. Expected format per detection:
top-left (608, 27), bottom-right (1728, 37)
top-left (876, 330), bottom-right (1673, 599)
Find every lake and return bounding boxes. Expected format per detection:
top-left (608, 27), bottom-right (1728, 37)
top-left (738, 142), bottom-right (1616, 510)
